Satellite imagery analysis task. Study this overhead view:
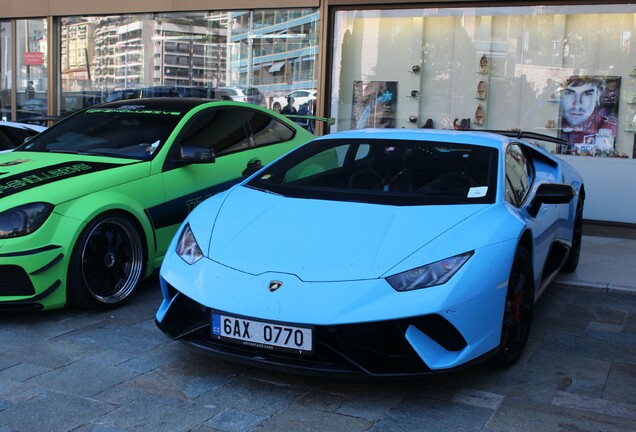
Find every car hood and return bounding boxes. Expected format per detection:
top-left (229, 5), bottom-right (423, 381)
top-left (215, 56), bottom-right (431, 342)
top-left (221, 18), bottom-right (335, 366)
top-left (207, 186), bottom-right (487, 281)
top-left (0, 151), bottom-right (141, 205)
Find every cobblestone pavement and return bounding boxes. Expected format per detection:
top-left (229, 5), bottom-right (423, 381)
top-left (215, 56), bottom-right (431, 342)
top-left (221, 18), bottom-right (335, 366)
top-left (0, 239), bottom-right (635, 431)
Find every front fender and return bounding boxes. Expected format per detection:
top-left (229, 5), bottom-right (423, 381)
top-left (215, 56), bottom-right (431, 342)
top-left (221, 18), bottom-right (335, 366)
top-left (54, 189), bottom-right (158, 263)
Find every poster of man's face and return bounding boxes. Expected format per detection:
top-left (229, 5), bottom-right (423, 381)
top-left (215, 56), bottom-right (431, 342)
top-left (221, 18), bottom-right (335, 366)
top-left (558, 75), bottom-right (619, 154)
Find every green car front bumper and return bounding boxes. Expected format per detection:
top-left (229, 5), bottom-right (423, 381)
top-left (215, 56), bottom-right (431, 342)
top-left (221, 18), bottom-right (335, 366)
top-left (0, 212), bottom-right (84, 310)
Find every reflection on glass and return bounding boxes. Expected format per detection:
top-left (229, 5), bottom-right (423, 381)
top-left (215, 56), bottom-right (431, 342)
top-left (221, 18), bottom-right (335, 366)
top-left (331, 6), bottom-right (636, 158)
top-left (1, 21), bottom-right (11, 121)
top-left (13, 18), bottom-right (48, 123)
top-left (59, 9), bottom-right (319, 118)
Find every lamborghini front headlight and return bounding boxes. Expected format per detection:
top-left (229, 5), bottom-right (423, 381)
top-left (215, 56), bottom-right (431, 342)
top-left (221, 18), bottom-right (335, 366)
top-left (176, 223), bottom-right (204, 265)
top-left (386, 251), bottom-right (473, 292)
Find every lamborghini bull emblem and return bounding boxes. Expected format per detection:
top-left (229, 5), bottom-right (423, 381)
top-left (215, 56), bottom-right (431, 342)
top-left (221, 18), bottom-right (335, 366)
top-left (269, 280), bottom-right (283, 292)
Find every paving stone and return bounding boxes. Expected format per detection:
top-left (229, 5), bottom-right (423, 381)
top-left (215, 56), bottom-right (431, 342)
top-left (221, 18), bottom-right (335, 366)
top-left (525, 349), bottom-right (612, 397)
top-left (534, 288), bottom-right (634, 340)
top-left (552, 391), bottom-right (636, 422)
top-left (203, 408), bottom-right (265, 432)
top-left (96, 354), bottom-right (240, 405)
top-left (336, 388), bottom-right (404, 421)
top-left (484, 394), bottom-right (636, 432)
top-left (60, 322), bottom-right (167, 356)
top-left (568, 290), bottom-right (636, 314)
top-left (0, 377), bottom-right (44, 403)
top-left (458, 363), bottom-right (566, 404)
top-left (541, 330), bottom-right (636, 364)
top-left (74, 425), bottom-right (127, 432)
top-left (0, 357), bottom-right (20, 372)
top-left (561, 301), bottom-right (629, 327)
top-left (0, 362), bottom-right (50, 382)
top-left (116, 341), bottom-right (191, 374)
top-left (369, 417), bottom-right (425, 432)
top-left (191, 426), bottom-right (226, 432)
top-left (296, 390), bottom-right (349, 412)
top-left (254, 403), bottom-right (373, 432)
top-left (603, 362), bottom-right (636, 405)
top-left (238, 366), bottom-right (364, 394)
top-left (90, 392), bottom-right (218, 432)
top-left (197, 376), bottom-right (305, 418)
top-left (452, 388), bottom-right (505, 410)
top-left (0, 391), bottom-right (115, 432)
top-left (623, 311), bottom-right (636, 336)
top-left (588, 321), bottom-right (624, 333)
top-left (0, 339), bottom-right (100, 370)
top-left (383, 392), bottom-right (493, 431)
top-left (26, 356), bottom-right (140, 398)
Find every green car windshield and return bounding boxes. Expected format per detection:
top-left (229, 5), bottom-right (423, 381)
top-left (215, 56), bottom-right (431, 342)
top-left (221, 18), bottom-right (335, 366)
top-left (18, 107), bottom-right (187, 160)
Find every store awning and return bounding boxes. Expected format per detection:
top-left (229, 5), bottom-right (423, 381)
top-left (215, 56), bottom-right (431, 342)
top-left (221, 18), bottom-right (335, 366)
top-left (269, 61), bottom-right (286, 73)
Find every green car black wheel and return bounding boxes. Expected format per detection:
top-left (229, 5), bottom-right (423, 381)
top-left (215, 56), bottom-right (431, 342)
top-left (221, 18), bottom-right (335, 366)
top-left (68, 213), bottom-right (145, 309)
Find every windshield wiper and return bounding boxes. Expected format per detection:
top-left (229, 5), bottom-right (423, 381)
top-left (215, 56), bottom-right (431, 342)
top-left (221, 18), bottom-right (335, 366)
top-left (49, 149), bottom-right (81, 154)
top-left (49, 149), bottom-right (109, 156)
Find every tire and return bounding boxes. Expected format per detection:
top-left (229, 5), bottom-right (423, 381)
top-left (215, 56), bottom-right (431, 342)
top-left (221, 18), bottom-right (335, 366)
top-left (68, 213), bottom-right (145, 310)
top-left (492, 245), bottom-right (534, 367)
top-left (561, 199), bottom-right (584, 273)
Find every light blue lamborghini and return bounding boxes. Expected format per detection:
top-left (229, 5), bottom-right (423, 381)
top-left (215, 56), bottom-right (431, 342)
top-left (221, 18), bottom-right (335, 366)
top-left (155, 129), bottom-right (585, 377)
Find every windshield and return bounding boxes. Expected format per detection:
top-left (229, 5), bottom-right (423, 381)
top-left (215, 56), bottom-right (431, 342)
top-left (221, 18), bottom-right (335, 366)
top-left (247, 138), bottom-right (498, 205)
top-left (18, 106), bottom-right (186, 160)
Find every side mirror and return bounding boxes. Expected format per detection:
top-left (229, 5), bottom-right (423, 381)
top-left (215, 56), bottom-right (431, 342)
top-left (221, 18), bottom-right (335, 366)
top-left (527, 183), bottom-right (575, 217)
top-left (178, 146), bottom-right (215, 164)
top-left (242, 158), bottom-right (263, 177)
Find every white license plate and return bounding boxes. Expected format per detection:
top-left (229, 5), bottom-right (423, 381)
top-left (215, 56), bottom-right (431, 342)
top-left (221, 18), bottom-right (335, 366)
top-left (211, 312), bottom-right (313, 354)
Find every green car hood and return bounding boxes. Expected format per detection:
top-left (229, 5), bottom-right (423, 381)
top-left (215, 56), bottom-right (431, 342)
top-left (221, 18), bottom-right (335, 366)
top-left (0, 151), bottom-right (147, 210)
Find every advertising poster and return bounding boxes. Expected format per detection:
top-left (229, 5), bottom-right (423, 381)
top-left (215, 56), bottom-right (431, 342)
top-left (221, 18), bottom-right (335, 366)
top-left (559, 75), bottom-right (620, 155)
top-left (351, 81), bottom-right (397, 129)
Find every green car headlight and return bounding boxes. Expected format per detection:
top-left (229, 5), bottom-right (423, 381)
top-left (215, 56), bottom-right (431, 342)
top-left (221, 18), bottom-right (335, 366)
top-left (176, 223), bottom-right (204, 265)
top-left (386, 251), bottom-right (473, 292)
top-left (0, 202), bottom-right (54, 239)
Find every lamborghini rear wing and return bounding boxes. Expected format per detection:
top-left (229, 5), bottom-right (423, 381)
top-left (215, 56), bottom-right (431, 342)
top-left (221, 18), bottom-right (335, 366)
top-left (283, 115), bottom-right (335, 134)
top-left (484, 129), bottom-right (568, 153)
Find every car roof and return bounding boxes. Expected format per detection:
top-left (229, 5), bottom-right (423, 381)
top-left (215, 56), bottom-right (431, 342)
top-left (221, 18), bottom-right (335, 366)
top-left (96, 97), bottom-right (217, 111)
top-left (315, 128), bottom-right (509, 150)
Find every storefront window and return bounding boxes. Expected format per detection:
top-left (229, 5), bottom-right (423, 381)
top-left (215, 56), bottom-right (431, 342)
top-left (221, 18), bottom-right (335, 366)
top-left (59, 8), bottom-right (319, 116)
top-left (331, 5), bottom-right (636, 158)
top-left (1, 21), bottom-right (10, 121)
top-left (16, 18), bottom-right (48, 122)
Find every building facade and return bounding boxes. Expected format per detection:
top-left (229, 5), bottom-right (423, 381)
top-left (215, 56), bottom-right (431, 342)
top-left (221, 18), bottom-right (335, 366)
top-left (1, 1), bottom-right (636, 224)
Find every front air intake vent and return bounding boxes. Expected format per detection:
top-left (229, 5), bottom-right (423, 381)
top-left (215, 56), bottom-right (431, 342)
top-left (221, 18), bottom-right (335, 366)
top-left (0, 265), bottom-right (36, 296)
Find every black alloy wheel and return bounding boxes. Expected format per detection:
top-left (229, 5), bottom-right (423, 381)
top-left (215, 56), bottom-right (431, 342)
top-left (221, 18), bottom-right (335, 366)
top-left (68, 213), bottom-right (144, 309)
top-left (561, 199), bottom-right (584, 273)
top-left (493, 245), bottom-right (534, 367)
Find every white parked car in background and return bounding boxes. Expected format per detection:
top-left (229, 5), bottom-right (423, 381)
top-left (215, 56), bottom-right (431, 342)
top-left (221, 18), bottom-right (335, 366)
top-left (213, 87), bottom-right (266, 106)
top-left (271, 90), bottom-right (317, 113)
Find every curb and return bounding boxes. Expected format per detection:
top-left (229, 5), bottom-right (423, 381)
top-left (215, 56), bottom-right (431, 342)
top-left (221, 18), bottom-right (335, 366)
top-left (552, 280), bottom-right (636, 296)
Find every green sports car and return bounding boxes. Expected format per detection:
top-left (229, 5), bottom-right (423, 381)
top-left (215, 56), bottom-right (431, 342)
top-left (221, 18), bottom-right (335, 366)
top-left (0, 98), bottom-right (315, 311)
